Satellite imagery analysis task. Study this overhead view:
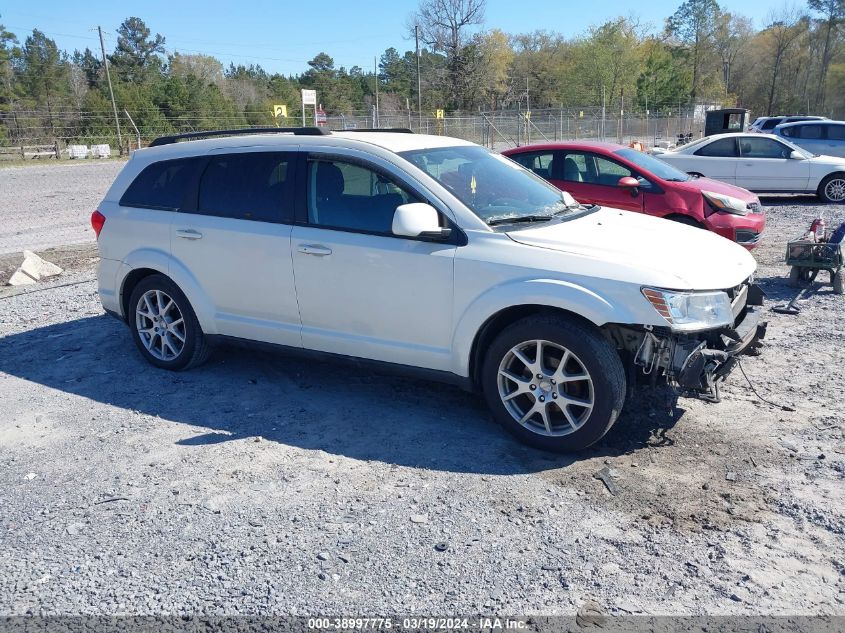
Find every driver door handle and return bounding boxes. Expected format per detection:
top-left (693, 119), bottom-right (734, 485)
top-left (175, 229), bottom-right (203, 240)
top-left (298, 244), bottom-right (332, 256)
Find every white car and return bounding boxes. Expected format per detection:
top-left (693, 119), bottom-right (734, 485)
top-left (93, 128), bottom-right (765, 453)
top-left (656, 132), bottom-right (845, 203)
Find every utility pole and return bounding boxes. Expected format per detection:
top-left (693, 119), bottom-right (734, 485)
top-left (374, 56), bottom-right (379, 128)
top-left (619, 87), bottom-right (624, 144)
top-left (98, 26), bottom-right (122, 154)
top-left (601, 85), bottom-right (606, 141)
top-left (415, 25), bottom-right (422, 131)
top-left (525, 78), bottom-right (530, 144)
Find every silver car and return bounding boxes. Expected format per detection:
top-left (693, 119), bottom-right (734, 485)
top-left (774, 120), bottom-right (845, 159)
top-left (749, 115), bottom-right (827, 133)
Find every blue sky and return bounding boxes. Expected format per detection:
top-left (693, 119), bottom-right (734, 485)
top-left (2, 0), bottom-right (777, 75)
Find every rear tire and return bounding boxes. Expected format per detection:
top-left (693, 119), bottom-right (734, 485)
top-left (128, 274), bottom-right (211, 371)
top-left (817, 173), bottom-right (845, 203)
top-left (481, 314), bottom-right (626, 453)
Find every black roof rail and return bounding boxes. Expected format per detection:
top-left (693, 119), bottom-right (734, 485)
top-left (148, 127), bottom-right (330, 147)
top-left (339, 128), bottom-right (414, 134)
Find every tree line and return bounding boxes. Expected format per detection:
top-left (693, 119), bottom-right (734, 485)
top-left (0, 0), bottom-right (843, 145)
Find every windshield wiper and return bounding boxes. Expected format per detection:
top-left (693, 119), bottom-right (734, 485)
top-left (487, 214), bottom-right (555, 226)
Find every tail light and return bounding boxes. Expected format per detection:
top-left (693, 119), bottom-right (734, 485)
top-left (91, 210), bottom-right (106, 238)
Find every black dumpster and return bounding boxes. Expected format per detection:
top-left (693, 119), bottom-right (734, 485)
top-left (704, 108), bottom-right (749, 136)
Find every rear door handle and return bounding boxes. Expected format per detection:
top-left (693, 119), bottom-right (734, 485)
top-left (175, 229), bottom-right (203, 240)
top-left (298, 244), bottom-right (332, 256)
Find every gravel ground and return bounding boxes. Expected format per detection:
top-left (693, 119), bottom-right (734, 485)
top-left (0, 160), bottom-right (124, 255)
top-left (0, 172), bottom-right (843, 616)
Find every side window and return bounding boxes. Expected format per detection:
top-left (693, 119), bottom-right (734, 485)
top-left (796, 125), bottom-right (823, 139)
top-left (593, 156), bottom-right (633, 184)
top-left (196, 152), bottom-right (293, 222)
top-left (120, 158), bottom-right (200, 210)
top-left (307, 158), bottom-right (419, 234)
top-left (738, 137), bottom-right (791, 159)
top-left (826, 125), bottom-right (845, 140)
top-left (761, 118), bottom-right (781, 130)
top-left (560, 153), bottom-right (587, 183)
top-left (510, 152), bottom-right (556, 179)
top-left (695, 138), bottom-right (738, 157)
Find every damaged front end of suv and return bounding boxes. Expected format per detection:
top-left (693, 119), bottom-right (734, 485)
top-left (608, 280), bottom-right (767, 402)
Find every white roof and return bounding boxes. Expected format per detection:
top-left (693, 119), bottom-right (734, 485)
top-left (134, 130), bottom-right (475, 162)
top-left (331, 131), bottom-right (475, 152)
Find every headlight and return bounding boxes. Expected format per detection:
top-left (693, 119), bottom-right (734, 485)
top-left (702, 190), bottom-right (748, 216)
top-left (642, 287), bottom-right (733, 331)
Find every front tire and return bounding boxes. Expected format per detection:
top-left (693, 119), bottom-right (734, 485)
top-left (481, 314), bottom-right (626, 453)
top-left (817, 173), bottom-right (845, 203)
top-left (128, 274), bottom-right (211, 370)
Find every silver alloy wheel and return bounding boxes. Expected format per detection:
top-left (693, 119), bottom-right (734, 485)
top-left (825, 178), bottom-right (845, 202)
top-left (497, 339), bottom-right (594, 437)
top-left (135, 289), bottom-right (186, 361)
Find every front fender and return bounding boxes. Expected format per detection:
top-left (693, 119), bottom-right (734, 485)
top-left (119, 249), bottom-right (217, 334)
top-left (450, 278), bottom-right (639, 377)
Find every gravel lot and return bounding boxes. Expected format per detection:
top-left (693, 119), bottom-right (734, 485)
top-left (0, 161), bottom-right (843, 617)
top-left (0, 160), bottom-right (124, 255)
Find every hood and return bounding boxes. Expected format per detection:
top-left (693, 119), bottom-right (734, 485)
top-left (670, 176), bottom-right (758, 202)
top-left (808, 153), bottom-right (845, 167)
top-left (506, 207), bottom-right (756, 290)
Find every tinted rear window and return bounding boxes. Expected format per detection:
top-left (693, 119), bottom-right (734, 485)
top-left (196, 152), bottom-right (294, 222)
top-left (827, 125), bottom-right (845, 140)
top-left (694, 137), bottom-right (738, 157)
top-left (795, 124), bottom-right (823, 139)
top-left (120, 158), bottom-right (200, 210)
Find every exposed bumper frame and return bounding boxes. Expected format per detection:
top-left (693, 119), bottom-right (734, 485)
top-left (671, 285), bottom-right (767, 402)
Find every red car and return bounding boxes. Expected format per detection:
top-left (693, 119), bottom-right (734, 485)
top-left (502, 142), bottom-right (766, 248)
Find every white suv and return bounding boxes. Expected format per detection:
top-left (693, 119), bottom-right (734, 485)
top-left (94, 128), bottom-right (766, 452)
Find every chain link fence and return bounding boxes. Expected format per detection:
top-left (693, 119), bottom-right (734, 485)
top-left (0, 105), bottom-right (718, 158)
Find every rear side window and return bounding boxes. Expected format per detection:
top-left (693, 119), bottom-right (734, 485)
top-left (827, 125), bottom-right (845, 140)
top-left (196, 152), bottom-right (293, 222)
top-left (120, 158), bottom-right (199, 210)
top-left (509, 152), bottom-right (556, 179)
top-left (694, 138), bottom-right (738, 157)
top-left (761, 118), bottom-right (782, 130)
top-left (794, 125), bottom-right (823, 139)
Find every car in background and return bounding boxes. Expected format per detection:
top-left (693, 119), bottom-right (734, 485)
top-left (502, 142), bottom-right (766, 248)
top-left (773, 120), bottom-right (845, 158)
top-left (748, 115), bottom-right (828, 133)
top-left (656, 133), bottom-right (845, 203)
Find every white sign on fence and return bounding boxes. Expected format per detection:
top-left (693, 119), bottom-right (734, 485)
top-left (301, 89), bottom-right (317, 106)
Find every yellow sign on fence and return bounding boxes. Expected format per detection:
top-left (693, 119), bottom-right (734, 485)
top-left (435, 109), bottom-right (445, 119)
top-left (273, 104), bottom-right (288, 118)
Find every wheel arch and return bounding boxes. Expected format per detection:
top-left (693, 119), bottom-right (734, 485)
top-left (818, 171), bottom-right (845, 202)
top-left (453, 278), bottom-right (639, 386)
top-left (467, 304), bottom-right (602, 388)
top-left (118, 249), bottom-right (217, 334)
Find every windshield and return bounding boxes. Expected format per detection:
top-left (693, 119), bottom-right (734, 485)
top-left (614, 148), bottom-right (690, 182)
top-left (399, 145), bottom-right (581, 225)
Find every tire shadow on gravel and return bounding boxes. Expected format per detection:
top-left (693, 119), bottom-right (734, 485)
top-left (0, 315), bottom-right (685, 474)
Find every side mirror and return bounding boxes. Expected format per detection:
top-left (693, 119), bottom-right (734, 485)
top-left (392, 203), bottom-right (452, 241)
top-left (618, 176), bottom-right (640, 196)
top-left (789, 150), bottom-right (804, 160)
